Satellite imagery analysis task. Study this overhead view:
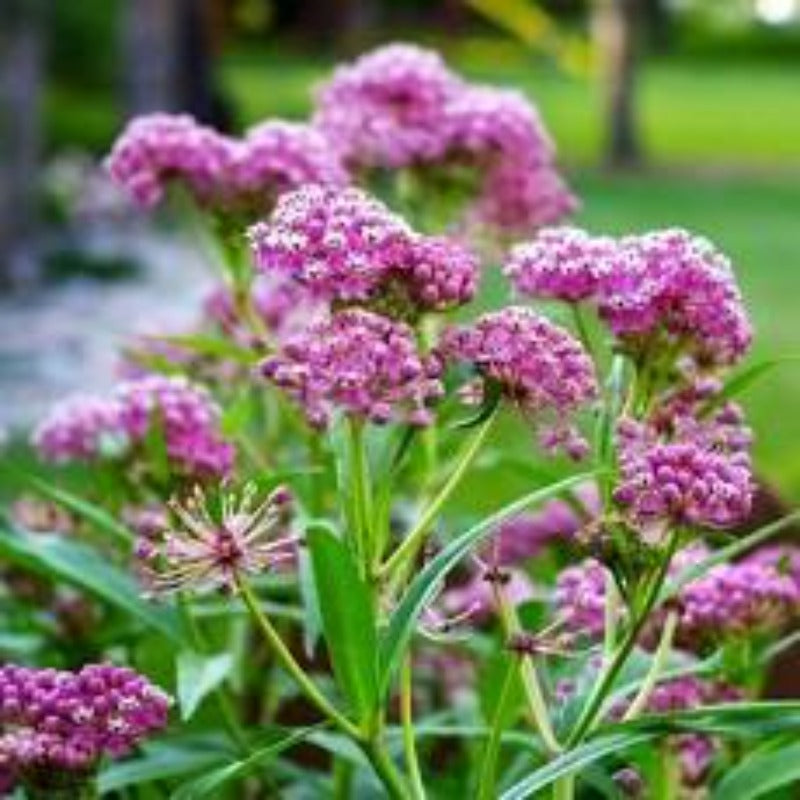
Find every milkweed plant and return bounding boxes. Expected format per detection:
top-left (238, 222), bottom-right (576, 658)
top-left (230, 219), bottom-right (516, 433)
top-left (2, 43), bottom-right (799, 799)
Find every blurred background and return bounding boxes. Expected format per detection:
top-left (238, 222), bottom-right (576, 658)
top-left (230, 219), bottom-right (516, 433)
top-left (1, 0), bottom-right (799, 496)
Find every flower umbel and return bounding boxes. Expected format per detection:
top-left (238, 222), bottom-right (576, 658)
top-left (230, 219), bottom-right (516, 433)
top-left (136, 483), bottom-right (295, 595)
top-left (0, 663), bottom-right (170, 793)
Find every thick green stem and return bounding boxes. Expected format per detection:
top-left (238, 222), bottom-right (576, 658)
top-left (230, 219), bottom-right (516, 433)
top-left (493, 581), bottom-right (561, 756)
top-left (565, 530), bottom-right (680, 747)
top-left (380, 410), bottom-right (497, 580)
top-left (176, 592), bottom-right (250, 754)
top-left (623, 610), bottom-right (678, 722)
top-left (401, 653), bottom-right (426, 799)
top-left (237, 577), bottom-right (361, 740)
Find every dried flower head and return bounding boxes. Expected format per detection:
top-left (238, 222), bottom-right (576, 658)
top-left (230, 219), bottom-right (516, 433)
top-left (136, 483), bottom-right (295, 595)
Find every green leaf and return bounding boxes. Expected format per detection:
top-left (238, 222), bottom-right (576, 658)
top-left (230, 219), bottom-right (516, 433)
top-left (157, 333), bottom-right (256, 365)
top-left (0, 530), bottom-right (185, 645)
top-left (501, 702), bottom-right (800, 799)
top-left (379, 472), bottom-right (595, 696)
top-left (176, 651), bottom-right (234, 721)
top-left (99, 740), bottom-right (227, 792)
top-left (660, 510), bottom-right (800, 603)
top-left (712, 740), bottom-right (800, 800)
top-left (499, 730), bottom-right (655, 800)
top-left (701, 356), bottom-right (800, 415)
top-left (171, 726), bottom-right (315, 799)
top-left (307, 522), bottom-right (379, 722)
top-left (11, 470), bottom-right (132, 547)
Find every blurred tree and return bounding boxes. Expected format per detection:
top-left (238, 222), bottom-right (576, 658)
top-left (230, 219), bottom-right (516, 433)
top-left (0, 0), bottom-right (44, 287)
top-left (591, 0), bottom-right (643, 167)
top-left (121, 0), bottom-right (231, 128)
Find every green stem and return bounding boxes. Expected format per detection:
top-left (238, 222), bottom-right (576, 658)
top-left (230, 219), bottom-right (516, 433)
top-left (332, 757), bottom-right (355, 800)
top-left (237, 577), bottom-right (361, 740)
top-left (553, 774), bottom-right (575, 800)
top-left (477, 658), bottom-right (517, 800)
top-left (565, 529), bottom-right (680, 747)
top-left (400, 653), bottom-right (426, 799)
top-left (493, 581), bottom-right (561, 756)
top-left (361, 739), bottom-right (411, 800)
top-left (571, 304), bottom-right (594, 362)
top-left (348, 417), bottom-right (373, 575)
top-left (380, 410), bottom-right (497, 580)
top-left (622, 610), bottom-right (678, 722)
top-left (602, 569), bottom-right (619, 666)
top-left (176, 593), bottom-right (250, 754)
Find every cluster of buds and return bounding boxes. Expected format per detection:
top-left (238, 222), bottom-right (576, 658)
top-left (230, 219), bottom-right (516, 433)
top-left (0, 663), bottom-right (170, 793)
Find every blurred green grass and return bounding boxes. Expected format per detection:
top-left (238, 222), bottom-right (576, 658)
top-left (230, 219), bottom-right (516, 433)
top-left (220, 47), bottom-right (800, 166)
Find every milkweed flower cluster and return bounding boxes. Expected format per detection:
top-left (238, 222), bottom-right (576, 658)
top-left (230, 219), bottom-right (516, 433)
top-left (557, 543), bottom-right (800, 649)
top-left (106, 114), bottom-right (346, 217)
top-left (262, 309), bottom-right (444, 428)
top-left (507, 227), bottom-right (752, 367)
top-left (614, 406), bottom-right (754, 531)
top-left (441, 306), bottom-right (598, 456)
top-left (32, 395), bottom-right (126, 463)
top-left (314, 42), bottom-right (576, 235)
top-left (135, 483), bottom-right (295, 595)
top-left (248, 184), bottom-right (478, 314)
top-left (313, 43), bottom-right (461, 169)
top-left (661, 545), bottom-right (800, 650)
top-left (0, 664), bottom-right (170, 791)
top-left (33, 376), bottom-right (234, 479)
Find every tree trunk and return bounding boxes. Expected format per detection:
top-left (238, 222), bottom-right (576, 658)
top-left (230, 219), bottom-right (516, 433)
top-left (121, 0), bottom-right (180, 114)
top-left (592, 0), bottom-right (644, 169)
top-left (0, 0), bottom-right (44, 288)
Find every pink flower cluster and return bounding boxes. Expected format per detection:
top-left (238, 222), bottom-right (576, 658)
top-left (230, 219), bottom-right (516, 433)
top-left (32, 395), bottom-right (125, 463)
top-left (666, 545), bottom-right (800, 649)
top-left (554, 558), bottom-right (609, 638)
top-left (261, 309), bottom-right (444, 428)
top-left (106, 114), bottom-right (346, 215)
top-left (507, 227), bottom-right (752, 367)
top-left (33, 376), bottom-right (234, 479)
top-left (0, 663), bottom-right (170, 789)
top-left (105, 114), bottom-right (234, 208)
top-left (314, 43), bottom-right (461, 168)
top-left (442, 307), bottom-right (597, 456)
top-left (115, 375), bottom-right (234, 478)
top-left (248, 184), bottom-right (478, 313)
top-left (314, 42), bottom-right (576, 234)
top-left (614, 407), bottom-right (753, 531)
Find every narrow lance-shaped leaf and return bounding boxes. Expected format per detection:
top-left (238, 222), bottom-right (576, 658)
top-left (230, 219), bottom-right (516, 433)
top-left (711, 740), bottom-right (800, 800)
top-left (307, 522), bottom-right (380, 722)
top-left (0, 530), bottom-right (185, 645)
top-left (171, 726), bottom-right (317, 800)
top-left (379, 472), bottom-right (596, 696)
top-left (9, 469), bottom-right (133, 547)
